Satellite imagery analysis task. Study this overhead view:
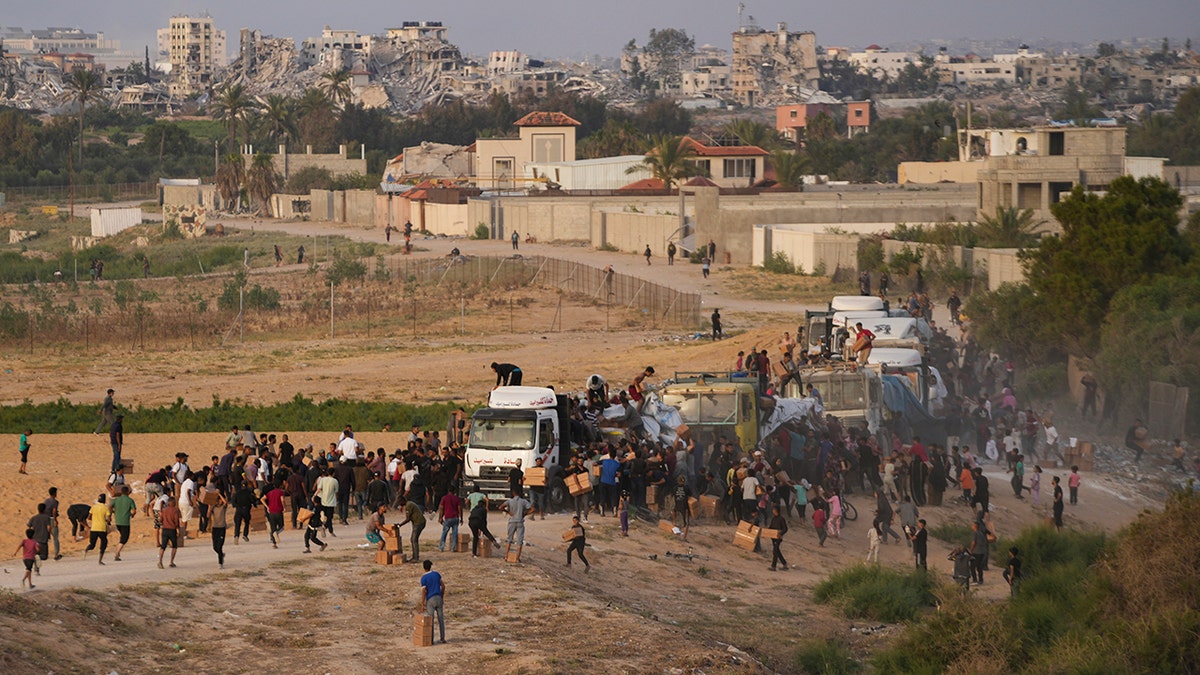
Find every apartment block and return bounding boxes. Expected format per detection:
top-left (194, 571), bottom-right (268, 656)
top-left (166, 15), bottom-right (226, 96)
top-left (730, 22), bottom-right (819, 107)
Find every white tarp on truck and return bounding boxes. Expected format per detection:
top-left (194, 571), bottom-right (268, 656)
top-left (90, 207), bottom-right (142, 238)
top-left (759, 397), bottom-right (822, 441)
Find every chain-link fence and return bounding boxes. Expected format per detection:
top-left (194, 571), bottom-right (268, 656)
top-left (0, 254), bottom-right (703, 354)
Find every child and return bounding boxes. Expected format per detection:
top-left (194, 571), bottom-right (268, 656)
top-left (866, 521), bottom-right (881, 563)
top-left (304, 496), bottom-right (328, 553)
top-left (618, 491), bottom-right (629, 537)
top-left (827, 491), bottom-right (843, 539)
top-left (1068, 466), bottom-right (1080, 505)
top-left (1030, 465), bottom-right (1042, 504)
top-left (812, 506), bottom-right (828, 547)
top-left (14, 528), bottom-right (37, 589)
top-left (949, 545), bottom-right (972, 589)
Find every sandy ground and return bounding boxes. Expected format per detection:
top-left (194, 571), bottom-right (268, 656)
top-left (0, 229), bottom-right (1178, 672)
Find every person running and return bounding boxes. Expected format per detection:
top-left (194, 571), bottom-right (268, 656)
top-left (419, 560), bottom-right (447, 644)
top-left (83, 494), bottom-right (111, 565)
top-left (158, 495), bottom-right (181, 569)
top-left (15, 528), bottom-right (38, 590)
top-left (18, 428), bottom-right (31, 474)
top-left (94, 389), bottom-right (115, 435)
top-left (644, 245), bottom-right (652, 265)
top-left (672, 476), bottom-right (692, 542)
top-left (304, 496), bottom-right (329, 554)
top-left (110, 485), bottom-right (136, 562)
top-left (565, 515), bottom-right (589, 571)
top-left (210, 490), bottom-right (228, 569)
top-left (767, 505), bottom-right (789, 571)
top-left (261, 479), bottom-right (287, 549)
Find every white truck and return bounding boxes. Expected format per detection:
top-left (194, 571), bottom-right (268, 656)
top-left (462, 386), bottom-right (571, 506)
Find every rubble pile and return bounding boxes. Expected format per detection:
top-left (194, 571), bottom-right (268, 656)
top-left (370, 37), bottom-right (476, 113)
top-left (220, 36), bottom-right (319, 99)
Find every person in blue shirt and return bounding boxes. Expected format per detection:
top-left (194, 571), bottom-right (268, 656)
top-left (599, 450), bottom-right (621, 516)
top-left (420, 559), bottom-right (447, 644)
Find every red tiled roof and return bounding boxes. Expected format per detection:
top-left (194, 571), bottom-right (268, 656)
top-left (681, 136), bottom-right (768, 157)
top-left (618, 178), bottom-right (665, 191)
top-left (684, 176), bottom-right (719, 187)
top-left (513, 111), bottom-right (581, 127)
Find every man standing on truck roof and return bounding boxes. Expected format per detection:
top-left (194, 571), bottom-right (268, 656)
top-left (491, 362), bottom-right (523, 389)
top-left (853, 322), bottom-right (875, 365)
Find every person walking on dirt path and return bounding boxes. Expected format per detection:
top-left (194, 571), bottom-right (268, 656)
top-left (95, 389), bottom-right (115, 435)
top-left (210, 490), bottom-right (228, 568)
top-left (502, 488), bottom-right (533, 561)
top-left (1052, 476), bottom-right (1064, 530)
top-left (667, 241), bottom-right (676, 265)
top-left (1126, 419), bottom-right (1148, 464)
top-left (711, 309), bottom-right (723, 340)
top-left (18, 428), bottom-right (31, 474)
top-left (274, 244), bottom-right (283, 266)
top-left (108, 414), bottom-right (124, 474)
top-left (83, 494), bottom-right (111, 565)
top-left (110, 485), bottom-right (136, 562)
top-left (437, 490), bottom-right (463, 552)
top-left (396, 496), bottom-right (426, 563)
top-left (767, 505), bottom-right (789, 571)
top-left (492, 362), bottom-right (523, 388)
top-left (297, 245), bottom-right (305, 265)
top-left (566, 515), bottom-right (590, 570)
top-left (44, 487), bottom-right (61, 560)
top-left (707, 239), bottom-right (716, 261)
top-left (701, 255), bottom-right (711, 278)
top-left (511, 231), bottom-right (519, 250)
top-left (157, 495), bottom-right (181, 569)
top-left (644, 245), bottom-right (652, 265)
top-left (15, 528), bottom-right (38, 590)
top-left (910, 518), bottom-right (928, 569)
top-left (262, 479), bottom-right (287, 548)
top-left (26, 503), bottom-right (50, 576)
top-left (304, 495), bottom-right (329, 554)
top-left (419, 559), bottom-right (447, 644)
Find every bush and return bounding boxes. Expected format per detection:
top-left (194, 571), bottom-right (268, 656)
top-left (791, 638), bottom-right (860, 675)
top-left (471, 223), bottom-right (490, 240)
top-left (813, 564), bottom-right (936, 622)
top-left (326, 254), bottom-right (367, 286)
top-left (763, 250), bottom-right (800, 275)
top-left (1022, 362), bottom-right (1068, 400)
top-left (284, 166), bottom-right (333, 194)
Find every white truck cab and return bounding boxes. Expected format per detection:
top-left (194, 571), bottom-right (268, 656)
top-left (464, 386), bottom-right (569, 502)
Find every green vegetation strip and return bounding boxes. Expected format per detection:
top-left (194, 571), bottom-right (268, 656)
top-left (0, 394), bottom-right (465, 434)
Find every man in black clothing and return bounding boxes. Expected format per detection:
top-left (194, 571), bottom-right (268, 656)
top-left (910, 518), bottom-right (928, 569)
top-left (767, 505), bottom-right (789, 571)
top-left (278, 434), bottom-right (295, 467)
top-left (491, 362), bottom-right (523, 388)
top-left (971, 467), bottom-right (990, 514)
top-left (1003, 546), bottom-right (1022, 597)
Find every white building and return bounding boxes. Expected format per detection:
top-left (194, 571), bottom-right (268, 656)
top-left (488, 50), bottom-right (528, 75)
top-left (849, 45), bottom-right (915, 79)
top-left (524, 155), bottom-right (646, 191)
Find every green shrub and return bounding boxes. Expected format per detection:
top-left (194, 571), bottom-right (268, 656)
top-left (763, 250), bottom-right (799, 275)
top-left (597, 242), bottom-right (619, 252)
top-left (813, 564), bottom-right (936, 622)
top-left (928, 522), bottom-right (974, 546)
top-left (326, 254), bottom-right (367, 286)
top-left (1022, 362), bottom-right (1068, 400)
top-left (471, 223), bottom-right (490, 240)
top-left (792, 638), bottom-right (860, 674)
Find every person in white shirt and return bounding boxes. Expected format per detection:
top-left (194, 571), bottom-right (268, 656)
top-left (740, 469), bottom-right (760, 522)
top-left (178, 472), bottom-right (196, 538)
top-left (337, 434), bottom-right (359, 463)
top-left (1043, 421), bottom-right (1060, 461)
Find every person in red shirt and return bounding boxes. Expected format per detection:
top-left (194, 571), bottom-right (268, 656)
top-left (14, 528), bottom-right (38, 589)
top-left (261, 480), bottom-right (287, 549)
top-left (158, 496), bottom-right (181, 569)
top-left (853, 323), bottom-right (875, 365)
top-left (438, 491), bottom-right (464, 552)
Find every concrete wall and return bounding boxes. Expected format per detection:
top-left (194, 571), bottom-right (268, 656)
top-left (973, 248), bottom-right (1024, 289)
top-left (881, 239), bottom-right (969, 269)
top-left (898, 161), bottom-right (980, 184)
top-left (752, 226), bottom-right (859, 275)
top-left (310, 190), bottom-right (334, 221)
top-left (594, 212), bottom-right (679, 253)
top-left (90, 207), bottom-right (142, 237)
top-left (1163, 165), bottom-right (1200, 190)
top-left (260, 145), bottom-right (367, 180)
top-left (343, 190), bottom-right (375, 225)
top-left (467, 195), bottom-right (684, 243)
top-left (162, 184), bottom-right (218, 211)
top-left (422, 202), bottom-right (471, 236)
top-left (269, 194), bottom-right (312, 219)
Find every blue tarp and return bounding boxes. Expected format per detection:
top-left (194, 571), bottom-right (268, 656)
top-left (881, 375), bottom-right (946, 446)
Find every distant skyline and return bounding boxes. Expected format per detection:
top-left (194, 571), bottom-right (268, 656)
top-left (5, 0), bottom-right (1199, 60)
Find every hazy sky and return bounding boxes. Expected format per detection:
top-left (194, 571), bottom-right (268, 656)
top-left (6, 0), bottom-right (1200, 59)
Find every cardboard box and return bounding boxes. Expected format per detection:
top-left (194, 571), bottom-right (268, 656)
top-left (658, 519), bottom-right (676, 534)
top-left (699, 495), bottom-right (720, 519)
top-left (562, 529), bottom-right (577, 542)
top-left (567, 473), bottom-right (592, 496)
top-left (646, 485), bottom-right (658, 505)
top-left (297, 507), bottom-right (314, 524)
top-left (119, 458), bottom-right (135, 471)
top-left (676, 424), bottom-right (689, 437)
top-left (523, 467), bottom-right (546, 487)
top-left (505, 549), bottom-right (521, 563)
top-left (760, 528), bottom-right (780, 541)
top-left (733, 529), bottom-right (759, 552)
top-left (201, 488), bottom-right (221, 506)
top-left (457, 533), bottom-right (471, 553)
top-left (1077, 442), bottom-right (1095, 458)
top-left (688, 497), bottom-right (699, 518)
top-left (380, 526), bottom-right (401, 553)
top-left (480, 538), bottom-right (493, 558)
top-left (592, 464), bottom-right (602, 478)
top-left (736, 520), bottom-right (758, 534)
top-left (413, 613), bottom-right (434, 647)
top-left (376, 550), bottom-right (395, 565)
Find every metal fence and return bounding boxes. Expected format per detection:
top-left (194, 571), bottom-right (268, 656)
top-left (374, 254), bottom-right (702, 331)
top-left (0, 181), bottom-right (158, 203)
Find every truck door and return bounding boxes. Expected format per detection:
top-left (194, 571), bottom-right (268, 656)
top-left (538, 418), bottom-right (555, 463)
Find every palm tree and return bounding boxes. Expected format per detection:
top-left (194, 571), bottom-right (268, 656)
top-left (259, 94), bottom-right (297, 148)
top-left (245, 152), bottom-right (280, 216)
top-left (724, 118), bottom-right (780, 150)
top-left (769, 149), bottom-right (812, 190)
top-left (215, 152), bottom-right (245, 212)
top-left (65, 68), bottom-right (100, 163)
top-left (210, 84), bottom-right (257, 153)
top-left (975, 206), bottom-right (1044, 248)
top-left (320, 69), bottom-right (353, 109)
top-left (625, 135), bottom-right (706, 191)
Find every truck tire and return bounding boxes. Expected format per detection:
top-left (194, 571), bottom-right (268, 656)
top-left (547, 477), bottom-right (568, 513)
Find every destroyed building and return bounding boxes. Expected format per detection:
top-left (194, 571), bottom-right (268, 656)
top-left (731, 21), bottom-right (820, 107)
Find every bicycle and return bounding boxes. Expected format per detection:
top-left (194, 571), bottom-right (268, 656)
top-left (840, 498), bottom-right (859, 522)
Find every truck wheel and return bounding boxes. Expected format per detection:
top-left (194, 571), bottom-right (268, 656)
top-left (548, 477), bottom-right (568, 513)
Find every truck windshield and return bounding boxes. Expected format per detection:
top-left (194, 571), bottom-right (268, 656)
top-left (810, 375), bottom-right (867, 410)
top-left (661, 392), bottom-right (739, 425)
top-left (469, 419), bottom-right (536, 450)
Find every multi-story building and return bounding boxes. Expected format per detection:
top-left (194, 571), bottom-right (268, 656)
top-left (730, 22), bottom-right (819, 107)
top-left (488, 50), bottom-right (528, 76)
top-left (1016, 55), bottom-right (1080, 88)
top-left (300, 26), bottom-right (370, 68)
top-left (1, 25), bottom-right (136, 70)
top-left (386, 21), bottom-right (448, 44)
top-left (849, 45), bottom-right (915, 79)
top-left (165, 15), bottom-right (226, 97)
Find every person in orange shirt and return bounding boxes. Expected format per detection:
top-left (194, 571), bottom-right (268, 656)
top-left (960, 465), bottom-right (975, 506)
